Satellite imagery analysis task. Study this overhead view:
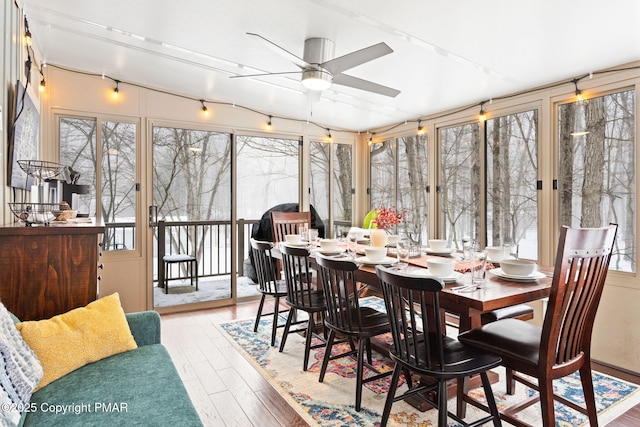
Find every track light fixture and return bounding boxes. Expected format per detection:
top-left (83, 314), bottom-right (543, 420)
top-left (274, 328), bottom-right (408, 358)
top-left (368, 133), bottom-right (374, 145)
top-left (39, 78), bottom-right (45, 92)
top-left (327, 129), bottom-right (332, 143)
top-left (200, 99), bottom-right (209, 116)
top-left (266, 115), bottom-right (272, 130)
top-left (417, 120), bottom-right (425, 135)
top-left (112, 80), bottom-right (120, 99)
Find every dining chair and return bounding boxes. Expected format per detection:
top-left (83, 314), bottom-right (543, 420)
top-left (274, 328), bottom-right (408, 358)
top-left (458, 224), bottom-right (618, 427)
top-left (278, 244), bottom-right (327, 371)
top-left (375, 265), bottom-right (502, 427)
top-left (250, 238), bottom-right (289, 347)
top-left (271, 211), bottom-right (311, 243)
top-left (315, 254), bottom-right (392, 412)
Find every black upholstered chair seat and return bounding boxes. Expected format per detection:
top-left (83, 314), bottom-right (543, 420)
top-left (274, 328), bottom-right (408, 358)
top-left (459, 318), bottom-right (542, 367)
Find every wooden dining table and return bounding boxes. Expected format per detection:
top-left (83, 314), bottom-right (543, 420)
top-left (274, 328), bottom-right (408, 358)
top-left (303, 243), bottom-right (553, 333)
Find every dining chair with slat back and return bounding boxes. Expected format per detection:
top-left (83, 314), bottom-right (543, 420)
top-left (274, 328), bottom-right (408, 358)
top-left (458, 224), bottom-right (618, 427)
top-left (375, 265), bottom-right (502, 427)
top-left (315, 254), bottom-right (392, 412)
top-left (278, 244), bottom-right (327, 371)
top-left (250, 238), bottom-right (290, 347)
top-left (271, 211), bottom-right (311, 243)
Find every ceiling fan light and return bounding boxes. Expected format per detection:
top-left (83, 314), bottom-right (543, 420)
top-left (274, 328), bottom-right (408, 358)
top-left (302, 70), bottom-right (332, 91)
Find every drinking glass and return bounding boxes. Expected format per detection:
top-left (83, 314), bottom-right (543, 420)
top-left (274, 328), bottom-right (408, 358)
top-left (394, 237), bottom-right (411, 270)
top-left (300, 225), bottom-right (309, 242)
top-left (462, 238), bottom-right (475, 261)
top-left (308, 228), bottom-right (319, 245)
top-left (471, 248), bottom-right (487, 288)
top-left (346, 231), bottom-right (358, 259)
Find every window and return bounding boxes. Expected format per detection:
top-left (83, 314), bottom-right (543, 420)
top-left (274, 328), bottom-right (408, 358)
top-left (152, 126), bottom-right (231, 221)
top-left (486, 110), bottom-right (538, 259)
top-left (439, 123), bottom-right (481, 249)
top-left (558, 89), bottom-right (636, 272)
top-left (59, 116), bottom-right (138, 251)
top-left (236, 136), bottom-right (300, 219)
top-left (370, 135), bottom-right (428, 227)
top-left (310, 141), bottom-right (353, 234)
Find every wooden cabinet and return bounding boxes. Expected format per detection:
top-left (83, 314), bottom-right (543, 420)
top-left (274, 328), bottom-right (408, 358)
top-left (0, 223), bottom-right (104, 321)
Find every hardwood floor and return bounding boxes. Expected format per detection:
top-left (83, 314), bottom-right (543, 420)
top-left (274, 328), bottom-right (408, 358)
top-left (161, 300), bottom-right (640, 427)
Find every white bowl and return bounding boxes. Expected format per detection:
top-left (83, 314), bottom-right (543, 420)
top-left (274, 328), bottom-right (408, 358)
top-left (485, 246), bottom-right (504, 262)
top-left (427, 258), bottom-right (456, 277)
top-left (285, 234), bottom-right (302, 245)
top-left (364, 247), bottom-right (387, 262)
top-left (428, 239), bottom-right (448, 252)
top-left (500, 259), bottom-right (536, 276)
top-left (319, 239), bottom-right (339, 252)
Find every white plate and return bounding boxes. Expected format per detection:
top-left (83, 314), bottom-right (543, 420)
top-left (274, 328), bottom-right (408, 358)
top-left (316, 250), bottom-right (342, 256)
top-left (356, 256), bottom-right (397, 266)
top-left (424, 247), bottom-right (455, 256)
top-left (489, 268), bottom-right (546, 282)
top-left (421, 270), bottom-right (464, 283)
top-left (282, 242), bottom-right (308, 248)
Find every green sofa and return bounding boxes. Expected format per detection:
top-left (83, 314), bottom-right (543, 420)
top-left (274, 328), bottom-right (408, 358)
top-left (12, 311), bottom-right (203, 426)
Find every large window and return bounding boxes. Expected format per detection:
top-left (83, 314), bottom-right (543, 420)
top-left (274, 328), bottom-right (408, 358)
top-left (60, 116), bottom-right (138, 251)
top-left (236, 136), bottom-right (300, 219)
top-left (558, 89), bottom-right (636, 272)
top-left (439, 123), bottom-right (481, 249)
top-left (310, 141), bottom-right (353, 235)
top-left (486, 110), bottom-right (538, 259)
top-left (153, 127), bottom-right (231, 221)
top-left (370, 135), bottom-right (428, 227)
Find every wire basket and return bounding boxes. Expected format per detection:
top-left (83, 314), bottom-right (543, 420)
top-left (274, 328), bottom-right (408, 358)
top-left (8, 202), bottom-right (59, 226)
top-left (17, 160), bottom-right (66, 182)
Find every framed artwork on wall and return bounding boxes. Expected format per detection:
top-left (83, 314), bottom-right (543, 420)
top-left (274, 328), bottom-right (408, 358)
top-left (8, 80), bottom-right (39, 190)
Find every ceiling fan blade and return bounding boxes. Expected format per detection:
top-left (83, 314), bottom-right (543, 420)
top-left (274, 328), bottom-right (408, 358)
top-left (230, 71), bottom-right (302, 79)
top-left (321, 42), bottom-right (393, 75)
top-left (332, 73), bottom-right (400, 97)
top-left (246, 32), bottom-right (312, 69)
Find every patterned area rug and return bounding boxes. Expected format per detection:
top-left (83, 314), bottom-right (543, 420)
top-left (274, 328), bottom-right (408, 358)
top-left (218, 297), bottom-right (640, 426)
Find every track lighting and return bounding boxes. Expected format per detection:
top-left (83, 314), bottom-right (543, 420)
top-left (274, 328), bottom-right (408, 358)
top-left (39, 78), bottom-right (45, 92)
top-left (112, 80), bottom-right (120, 99)
top-left (327, 129), bottom-right (332, 143)
top-left (200, 99), bottom-right (209, 116)
top-left (417, 120), bottom-right (425, 135)
top-left (266, 115), bottom-right (272, 130)
top-left (368, 133), bottom-right (374, 145)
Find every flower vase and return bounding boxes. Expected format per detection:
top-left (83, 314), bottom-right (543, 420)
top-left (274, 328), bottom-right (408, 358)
top-left (370, 228), bottom-right (388, 248)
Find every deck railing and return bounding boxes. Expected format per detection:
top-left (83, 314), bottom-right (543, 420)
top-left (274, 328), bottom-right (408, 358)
top-left (105, 217), bottom-right (336, 285)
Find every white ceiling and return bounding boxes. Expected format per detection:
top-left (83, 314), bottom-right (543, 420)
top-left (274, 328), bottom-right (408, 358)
top-left (20, 0), bottom-right (640, 132)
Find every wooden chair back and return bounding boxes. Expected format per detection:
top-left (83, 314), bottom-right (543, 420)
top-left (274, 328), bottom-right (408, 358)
top-left (375, 266), bottom-right (446, 371)
top-left (315, 254), bottom-right (367, 333)
top-left (271, 211), bottom-right (311, 243)
top-left (250, 238), bottom-right (280, 294)
top-left (542, 224), bottom-right (618, 371)
top-left (280, 244), bottom-right (319, 310)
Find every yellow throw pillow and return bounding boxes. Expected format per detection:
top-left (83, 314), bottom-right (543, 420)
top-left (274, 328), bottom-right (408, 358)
top-left (16, 292), bottom-right (137, 391)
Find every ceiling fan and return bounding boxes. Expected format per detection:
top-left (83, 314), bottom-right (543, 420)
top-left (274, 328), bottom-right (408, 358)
top-left (231, 33), bottom-right (400, 97)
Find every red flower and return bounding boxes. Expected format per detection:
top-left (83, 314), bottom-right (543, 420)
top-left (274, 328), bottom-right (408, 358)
top-left (373, 206), bottom-right (406, 230)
